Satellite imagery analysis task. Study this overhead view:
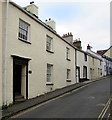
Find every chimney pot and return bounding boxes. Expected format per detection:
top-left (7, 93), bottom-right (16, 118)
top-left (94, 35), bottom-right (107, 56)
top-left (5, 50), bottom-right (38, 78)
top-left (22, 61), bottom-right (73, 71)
top-left (62, 32), bottom-right (73, 44)
top-left (30, 1), bottom-right (34, 4)
top-left (87, 44), bottom-right (91, 50)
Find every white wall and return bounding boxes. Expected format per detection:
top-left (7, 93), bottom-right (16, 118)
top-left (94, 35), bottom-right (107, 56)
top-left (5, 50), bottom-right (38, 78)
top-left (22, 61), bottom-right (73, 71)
top-left (87, 50), bottom-right (104, 79)
top-left (76, 50), bottom-right (89, 79)
top-left (102, 58), bottom-right (107, 76)
top-left (5, 3), bottom-right (76, 105)
top-left (3, 2), bottom-right (107, 106)
top-left (0, 1), bottom-right (3, 108)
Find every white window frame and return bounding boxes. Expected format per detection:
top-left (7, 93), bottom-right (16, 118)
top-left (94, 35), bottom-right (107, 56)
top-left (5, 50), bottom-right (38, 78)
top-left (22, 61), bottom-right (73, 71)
top-left (67, 69), bottom-right (71, 80)
top-left (83, 66), bottom-right (87, 78)
top-left (46, 64), bottom-right (53, 83)
top-left (18, 19), bottom-right (30, 42)
top-left (66, 47), bottom-right (70, 60)
top-left (46, 35), bottom-right (53, 51)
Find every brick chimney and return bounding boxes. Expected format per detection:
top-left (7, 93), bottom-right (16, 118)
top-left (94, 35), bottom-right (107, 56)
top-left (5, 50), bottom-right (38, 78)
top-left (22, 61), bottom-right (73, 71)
top-left (73, 38), bottom-right (82, 49)
top-left (87, 44), bottom-right (91, 50)
top-left (62, 32), bottom-right (73, 44)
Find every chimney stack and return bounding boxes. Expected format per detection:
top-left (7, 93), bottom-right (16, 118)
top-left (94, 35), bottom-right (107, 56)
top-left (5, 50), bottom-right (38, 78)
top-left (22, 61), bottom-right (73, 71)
top-left (45, 18), bottom-right (56, 30)
top-left (25, 2), bottom-right (39, 17)
top-left (62, 32), bottom-right (73, 44)
top-left (73, 38), bottom-right (82, 49)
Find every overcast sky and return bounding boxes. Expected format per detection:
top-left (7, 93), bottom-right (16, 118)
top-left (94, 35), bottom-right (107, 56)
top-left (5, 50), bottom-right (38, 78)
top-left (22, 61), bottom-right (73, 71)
top-left (12, 0), bottom-right (110, 51)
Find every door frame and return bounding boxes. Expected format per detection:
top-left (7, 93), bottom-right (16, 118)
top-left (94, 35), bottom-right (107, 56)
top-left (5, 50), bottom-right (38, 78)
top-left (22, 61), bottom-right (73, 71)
top-left (83, 66), bottom-right (87, 79)
top-left (12, 55), bottom-right (31, 102)
top-left (76, 66), bottom-right (80, 83)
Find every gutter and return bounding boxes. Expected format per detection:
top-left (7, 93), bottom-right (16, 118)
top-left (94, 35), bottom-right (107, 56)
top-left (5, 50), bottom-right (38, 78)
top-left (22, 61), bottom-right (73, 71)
top-left (4, 0), bottom-right (9, 106)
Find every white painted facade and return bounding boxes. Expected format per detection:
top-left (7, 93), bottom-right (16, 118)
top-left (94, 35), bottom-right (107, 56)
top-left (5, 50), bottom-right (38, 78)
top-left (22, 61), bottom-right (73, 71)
top-left (87, 49), bottom-right (112, 77)
top-left (87, 50), bottom-right (103, 79)
top-left (1, 1), bottom-right (111, 107)
top-left (76, 50), bottom-right (89, 82)
top-left (0, 1), bottom-right (3, 108)
top-left (1, 2), bottom-right (76, 106)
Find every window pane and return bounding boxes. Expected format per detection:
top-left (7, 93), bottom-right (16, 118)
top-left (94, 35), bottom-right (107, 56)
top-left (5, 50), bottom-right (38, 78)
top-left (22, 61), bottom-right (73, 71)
top-left (46, 36), bottom-right (52, 51)
top-left (83, 66), bottom-right (87, 78)
top-left (47, 64), bottom-right (53, 83)
top-left (67, 69), bottom-right (70, 79)
top-left (18, 20), bottom-right (29, 41)
top-left (66, 48), bottom-right (70, 59)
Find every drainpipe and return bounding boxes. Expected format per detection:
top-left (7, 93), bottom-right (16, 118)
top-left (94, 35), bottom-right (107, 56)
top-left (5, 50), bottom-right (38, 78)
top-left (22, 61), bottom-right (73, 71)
top-left (4, 0), bottom-right (9, 106)
top-left (75, 49), bottom-right (77, 83)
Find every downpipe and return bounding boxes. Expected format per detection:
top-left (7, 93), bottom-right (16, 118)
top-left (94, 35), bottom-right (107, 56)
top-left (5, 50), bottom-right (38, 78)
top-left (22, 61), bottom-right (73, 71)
top-left (3, 0), bottom-right (9, 106)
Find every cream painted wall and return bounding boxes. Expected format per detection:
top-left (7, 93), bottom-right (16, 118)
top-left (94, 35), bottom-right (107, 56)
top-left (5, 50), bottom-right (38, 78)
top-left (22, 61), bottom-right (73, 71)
top-left (0, 1), bottom-right (2, 108)
top-left (102, 58), bottom-right (106, 76)
top-left (104, 47), bottom-right (112, 58)
top-left (5, 3), bottom-right (76, 105)
top-left (2, 2), bottom-right (10, 106)
top-left (88, 56), bottom-right (93, 80)
top-left (76, 50), bottom-right (89, 79)
top-left (26, 4), bottom-right (38, 17)
top-left (111, 47), bottom-right (112, 58)
top-left (2, 2), bottom-right (104, 106)
top-left (88, 56), bottom-right (102, 80)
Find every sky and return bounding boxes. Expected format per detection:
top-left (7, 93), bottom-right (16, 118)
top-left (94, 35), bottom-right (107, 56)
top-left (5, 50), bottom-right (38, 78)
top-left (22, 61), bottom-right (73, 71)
top-left (12, 0), bottom-right (111, 51)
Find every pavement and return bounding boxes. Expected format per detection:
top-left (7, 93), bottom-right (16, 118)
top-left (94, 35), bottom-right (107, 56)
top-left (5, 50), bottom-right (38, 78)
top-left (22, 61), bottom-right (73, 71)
top-left (1, 76), bottom-right (111, 120)
top-left (15, 77), bottom-right (110, 118)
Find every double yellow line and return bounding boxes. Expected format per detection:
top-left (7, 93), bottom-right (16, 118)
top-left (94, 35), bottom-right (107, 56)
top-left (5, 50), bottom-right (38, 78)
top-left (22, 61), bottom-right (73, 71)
top-left (98, 98), bottom-right (111, 120)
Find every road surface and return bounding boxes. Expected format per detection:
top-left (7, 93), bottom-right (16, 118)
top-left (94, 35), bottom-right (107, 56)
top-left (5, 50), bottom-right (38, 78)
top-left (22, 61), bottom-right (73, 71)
top-left (12, 77), bottom-right (111, 118)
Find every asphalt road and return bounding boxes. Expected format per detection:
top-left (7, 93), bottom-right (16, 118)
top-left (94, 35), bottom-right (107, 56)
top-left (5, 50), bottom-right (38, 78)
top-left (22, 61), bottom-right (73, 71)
top-left (15, 77), bottom-right (110, 118)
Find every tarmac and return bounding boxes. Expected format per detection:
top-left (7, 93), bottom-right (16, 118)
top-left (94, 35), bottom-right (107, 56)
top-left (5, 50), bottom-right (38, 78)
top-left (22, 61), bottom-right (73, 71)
top-left (1, 76), bottom-right (110, 120)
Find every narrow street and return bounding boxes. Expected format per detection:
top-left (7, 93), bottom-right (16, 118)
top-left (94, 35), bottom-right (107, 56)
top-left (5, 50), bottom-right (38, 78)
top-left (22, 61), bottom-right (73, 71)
top-left (12, 77), bottom-right (110, 119)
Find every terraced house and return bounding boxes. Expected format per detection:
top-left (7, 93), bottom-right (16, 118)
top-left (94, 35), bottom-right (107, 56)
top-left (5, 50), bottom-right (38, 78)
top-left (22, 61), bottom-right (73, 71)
top-left (97, 46), bottom-right (112, 75)
top-left (0, 1), bottom-right (111, 108)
